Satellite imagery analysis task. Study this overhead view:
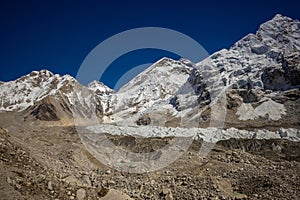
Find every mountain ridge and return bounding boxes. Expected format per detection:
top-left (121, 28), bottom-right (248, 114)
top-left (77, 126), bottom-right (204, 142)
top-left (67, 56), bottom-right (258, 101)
top-left (0, 14), bottom-right (299, 130)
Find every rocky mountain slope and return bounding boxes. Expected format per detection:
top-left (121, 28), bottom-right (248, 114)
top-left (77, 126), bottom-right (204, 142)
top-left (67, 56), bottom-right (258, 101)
top-left (0, 70), bottom-right (114, 126)
top-left (108, 14), bottom-right (300, 129)
top-left (0, 14), bottom-right (299, 131)
top-left (179, 14), bottom-right (300, 129)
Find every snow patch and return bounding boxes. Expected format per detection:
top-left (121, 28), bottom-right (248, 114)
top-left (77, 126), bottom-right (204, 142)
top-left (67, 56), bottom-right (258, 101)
top-left (236, 99), bottom-right (286, 121)
top-left (85, 124), bottom-right (300, 142)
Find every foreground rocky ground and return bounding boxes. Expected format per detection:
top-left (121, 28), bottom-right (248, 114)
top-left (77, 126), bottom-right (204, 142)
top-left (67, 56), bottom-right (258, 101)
top-left (0, 126), bottom-right (299, 200)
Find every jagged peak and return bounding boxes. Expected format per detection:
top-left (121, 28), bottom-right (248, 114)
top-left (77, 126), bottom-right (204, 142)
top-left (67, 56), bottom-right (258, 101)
top-left (60, 74), bottom-right (76, 82)
top-left (230, 14), bottom-right (299, 54)
top-left (140, 57), bottom-right (193, 76)
top-left (88, 80), bottom-right (114, 94)
top-left (156, 57), bottom-right (174, 63)
top-left (88, 80), bottom-right (105, 87)
top-left (258, 14), bottom-right (299, 33)
top-left (271, 14), bottom-right (295, 22)
top-left (29, 69), bottom-right (54, 77)
top-left (147, 57), bottom-right (177, 70)
top-left (179, 58), bottom-right (195, 68)
top-left (118, 57), bottom-right (192, 89)
top-left (13, 70), bottom-right (76, 83)
top-left (228, 15), bottom-right (298, 52)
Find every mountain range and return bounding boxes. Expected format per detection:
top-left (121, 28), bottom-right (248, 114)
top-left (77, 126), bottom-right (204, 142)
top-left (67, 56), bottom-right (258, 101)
top-left (1, 13), bottom-right (300, 200)
top-left (0, 14), bottom-right (299, 132)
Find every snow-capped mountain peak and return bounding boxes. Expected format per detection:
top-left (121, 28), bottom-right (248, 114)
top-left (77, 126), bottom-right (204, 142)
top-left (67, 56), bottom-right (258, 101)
top-left (109, 57), bottom-right (194, 120)
top-left (120, 14), bottom-right (300, 128)
top-left (87, 80), bottom-right (114, 95)
top-left (0, 14), bottom-right (299, 129)
top-left (195, 14), bottom-right (300, 92)
top-left (0, 70), bottom-right (77, 112)
top-left (232, 14), bottom-right (300, 54)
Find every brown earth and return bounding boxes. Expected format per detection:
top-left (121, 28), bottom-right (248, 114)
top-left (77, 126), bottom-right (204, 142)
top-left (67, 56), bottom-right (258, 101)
top-left (0, 125), bottom-right (299, 200)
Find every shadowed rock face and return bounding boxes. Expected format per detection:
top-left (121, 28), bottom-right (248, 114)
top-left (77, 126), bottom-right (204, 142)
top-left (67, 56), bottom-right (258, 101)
top-left (261, 67), bottom-right (289, 91)
top-left (30, 103), bottom-right (60, 121)
top-left (284, 53), bottom-right (300, 86)
top-left (261, 53), bottom-right (300, 91)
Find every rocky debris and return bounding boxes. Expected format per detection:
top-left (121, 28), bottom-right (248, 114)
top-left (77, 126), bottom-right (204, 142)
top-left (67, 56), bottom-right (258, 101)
top-left (160, 188), bottom-right (173, 200)
top-left (47, 181), bottom-right (53, 191)
top-left (235, 89), bottom-right (264, 103)
top-left (99, 189), bottom-right (134, 200)
top-left (136, 116), bottom-right (151, 126)
top-left (63, 175), bottom-right (84, 187)
top-left (218, 138), bottom-right (300, 162)
top-left (0, 127), bottom-right (9, 137)
top-left (1, 126), bottom-right (299, 199)
top-left (76, 188), bottom-right (86, 200)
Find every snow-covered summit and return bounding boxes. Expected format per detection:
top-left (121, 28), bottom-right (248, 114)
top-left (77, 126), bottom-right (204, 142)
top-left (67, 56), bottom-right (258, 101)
top-left (232, 14), bottom-right (300, 55)
top-left (88, 80), bottom-right (114, 95)
top-left (109, 57), bottom-right (194, 120)
top-left (195, 14), bottom-right (300, 92)
top-left (0, 70), bottom-right (77, 111)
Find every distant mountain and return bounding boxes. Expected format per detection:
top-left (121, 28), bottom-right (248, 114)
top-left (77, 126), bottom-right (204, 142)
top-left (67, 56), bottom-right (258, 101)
top-left (0, 70), bottom-right (113, 125)
top-left (0, 14), bottom-right (299, 129)
top-left (109, 58), bottom-right (194, 124)
top-left (108, 14), bottom-right (300, 129)
top-left (172, 14), bottom-right (300, 129)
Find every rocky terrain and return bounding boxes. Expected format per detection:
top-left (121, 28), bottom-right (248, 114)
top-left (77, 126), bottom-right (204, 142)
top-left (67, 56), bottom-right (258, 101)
top-left (0, 14), bottom-right (300, 199)
top-left (0, 126), bottom-right (299, 199)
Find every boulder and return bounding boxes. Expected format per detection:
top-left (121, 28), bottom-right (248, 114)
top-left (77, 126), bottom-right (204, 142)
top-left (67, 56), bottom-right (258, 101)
top-left (99, 189), bottom-right (134, 200)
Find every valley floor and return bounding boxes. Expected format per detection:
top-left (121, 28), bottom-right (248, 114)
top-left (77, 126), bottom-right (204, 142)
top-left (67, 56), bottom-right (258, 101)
top-left (0, 126), bottom-right (299, 200)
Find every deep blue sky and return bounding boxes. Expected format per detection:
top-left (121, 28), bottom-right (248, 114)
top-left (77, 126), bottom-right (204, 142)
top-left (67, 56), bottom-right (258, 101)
top-left (0, 0), bottom-right (299, 89)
